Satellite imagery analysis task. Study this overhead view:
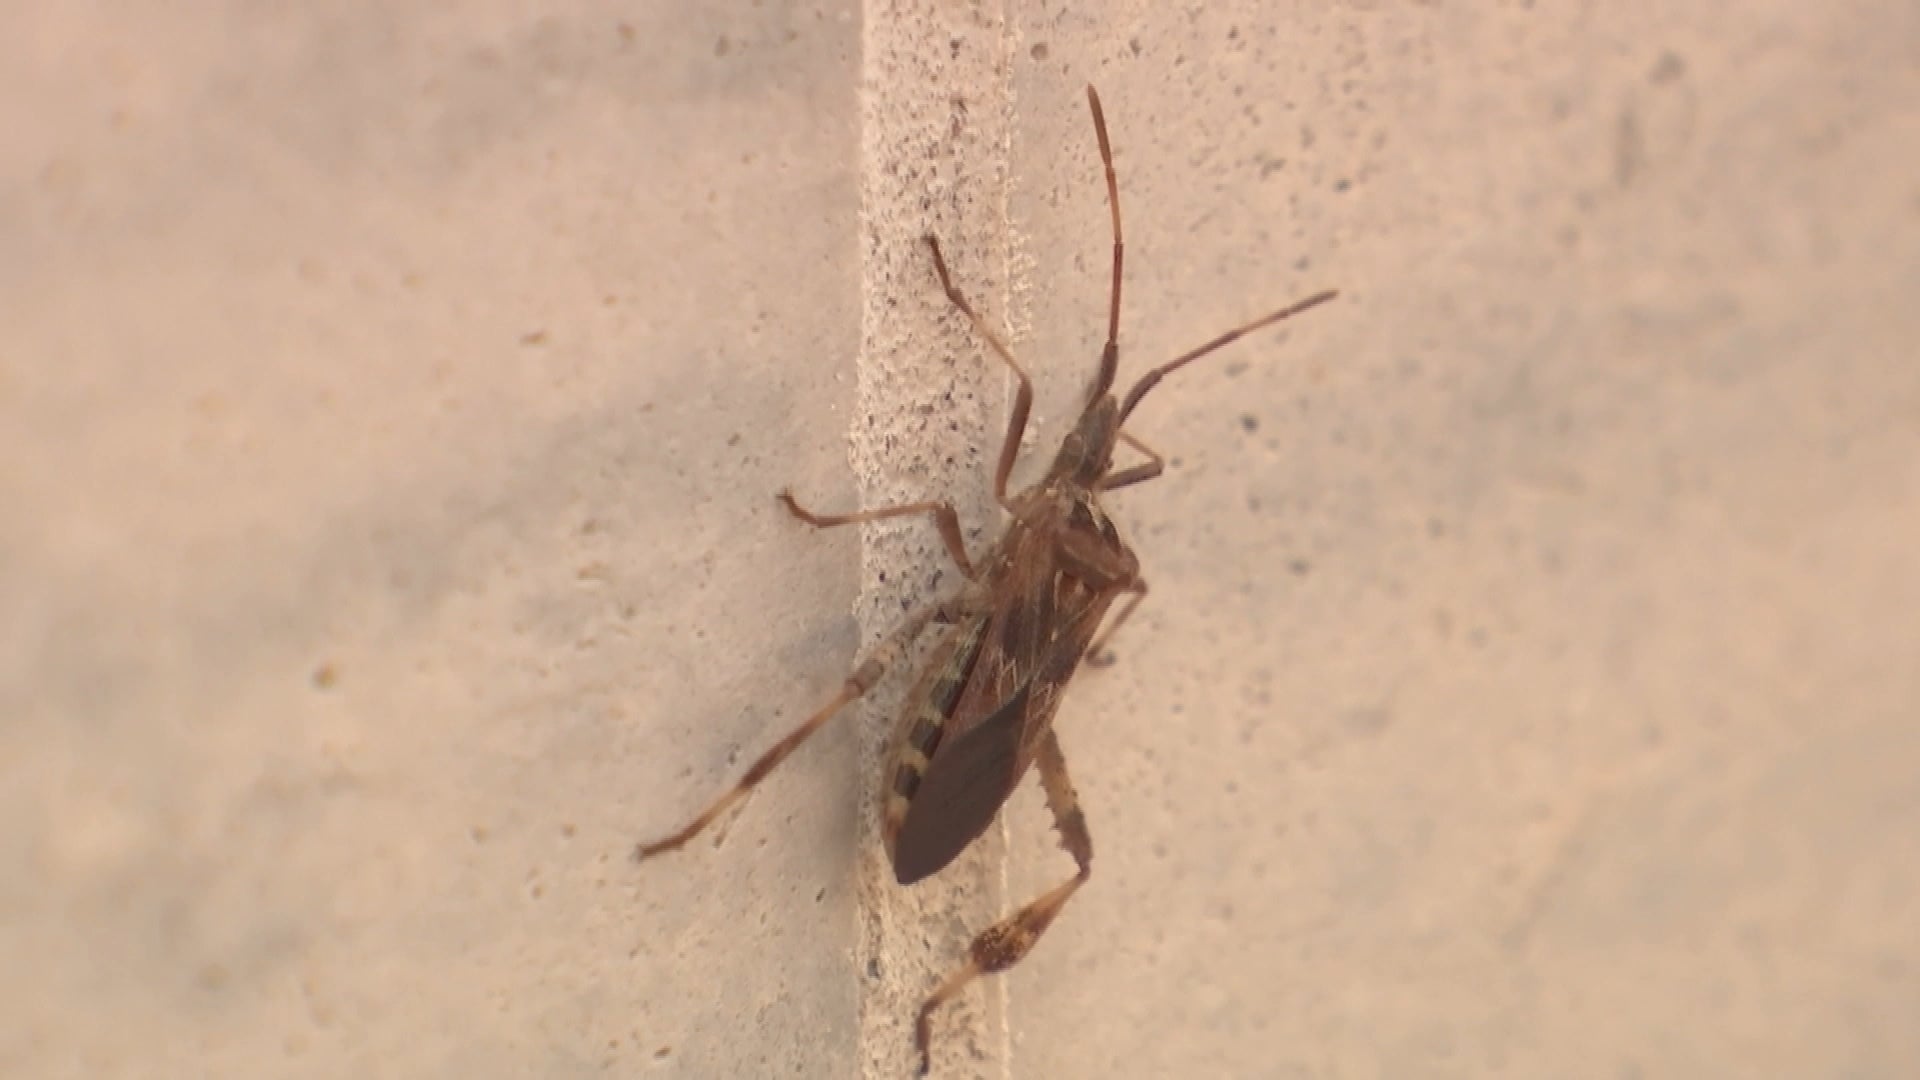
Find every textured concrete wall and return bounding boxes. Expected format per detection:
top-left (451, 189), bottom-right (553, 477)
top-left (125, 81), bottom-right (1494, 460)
top-left (4, 3), bottom-right (1916, 1079)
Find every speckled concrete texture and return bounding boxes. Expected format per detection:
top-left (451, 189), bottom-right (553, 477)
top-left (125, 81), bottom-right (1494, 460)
top-left (3, 3), bottom-right (1916, 1080)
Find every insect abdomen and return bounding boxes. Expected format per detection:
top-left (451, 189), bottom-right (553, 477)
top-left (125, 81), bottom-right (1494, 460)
top-left (881, 617), bottom-right (989, 862)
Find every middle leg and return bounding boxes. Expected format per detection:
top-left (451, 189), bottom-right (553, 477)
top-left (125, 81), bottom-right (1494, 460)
top-left (635, 590), bottom-right (979, 862)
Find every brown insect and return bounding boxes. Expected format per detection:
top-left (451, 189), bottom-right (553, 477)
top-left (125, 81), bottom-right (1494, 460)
top-left (636, 85), bottom-right (1336, 1075)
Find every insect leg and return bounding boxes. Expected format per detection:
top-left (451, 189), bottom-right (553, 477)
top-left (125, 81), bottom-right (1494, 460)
top-left (635, 593), bottom-right (976, 862)
top-left (1099, 430), bottom-right (1165, 491)
top-left (778, 490), bottom-right (975, 579)
top-left (922, 235), bottom-right (1034, 507)
top-left (1084, 579), bottom-right (1149, 669)
top-left (913, 730), bottom-right (1091, 1076)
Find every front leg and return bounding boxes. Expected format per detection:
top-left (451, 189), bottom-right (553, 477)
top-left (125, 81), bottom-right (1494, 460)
top-left (1053, 531), bottom-right (1147, 668)
top-left (1099, 431), bottom-right (1165, 491)
top-left (913, 730), bottom-right (1091, 1075)
top-left (778, 490), bottom-right (977, 580)
top-left (1084, 579), bottom-right (1148, 669)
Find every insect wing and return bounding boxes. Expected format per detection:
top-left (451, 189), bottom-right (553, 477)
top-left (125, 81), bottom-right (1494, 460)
top-left (890, 571), bottom-right (1114, 885)
top-left (890, 677), bottom-right (1035, 884)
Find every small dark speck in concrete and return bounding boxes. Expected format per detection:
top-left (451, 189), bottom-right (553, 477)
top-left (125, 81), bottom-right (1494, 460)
top-left (1288, 558), bottom-right (1311, 576)
top-left (311, 662), bottom-right (339, 689)
top-left (1030, 42), bottom-right (1049, 60)
top-left (1333, 177), bottom-right (1351, 193)
top-left (1239, 413), bottom-right (1259, 432)
top-left (714, 35), bottom-right (730, 57)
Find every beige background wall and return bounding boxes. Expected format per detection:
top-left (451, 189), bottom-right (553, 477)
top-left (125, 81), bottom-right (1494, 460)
top-left (3, 3), bottom-right (1915, 1079)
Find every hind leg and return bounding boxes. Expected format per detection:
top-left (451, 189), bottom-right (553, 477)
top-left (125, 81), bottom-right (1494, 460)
top-left (635, 592), bottom-right (978, 861)
top-left (912, 730), bottom-right (1092, 1075)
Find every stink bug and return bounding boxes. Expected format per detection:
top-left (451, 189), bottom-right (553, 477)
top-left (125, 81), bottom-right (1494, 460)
top-left (636, 84), bottom-right (1336, 1074)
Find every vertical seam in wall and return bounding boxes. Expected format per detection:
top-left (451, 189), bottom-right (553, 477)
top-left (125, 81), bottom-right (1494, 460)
top-left (988, 11), bottom-right (1018, 1079)
top-left (855, 1), bottom-right (1018, 1076)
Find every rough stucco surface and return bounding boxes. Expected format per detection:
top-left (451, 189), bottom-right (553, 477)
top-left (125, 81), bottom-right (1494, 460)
top-left (851, 7), bottom-right (1016, 1077)
top-left (3, 3), bottom-right (1917, 1080)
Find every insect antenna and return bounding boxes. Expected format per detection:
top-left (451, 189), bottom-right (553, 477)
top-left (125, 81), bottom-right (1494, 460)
top-left (1117, 288), bottom-right (1339, 425)
top-left (1081, 85), bottom-right (1337, 425)
top-left (1085, 84), bottom-right (1124, 407)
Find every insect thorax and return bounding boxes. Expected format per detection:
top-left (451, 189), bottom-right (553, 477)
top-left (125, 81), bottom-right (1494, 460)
top-left (1044, 394), bottom-right (1122, 489)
